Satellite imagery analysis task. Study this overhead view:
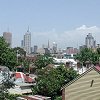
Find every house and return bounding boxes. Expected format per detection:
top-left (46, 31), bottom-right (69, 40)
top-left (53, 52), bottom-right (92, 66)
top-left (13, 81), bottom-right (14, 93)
top-left (62, 66), bottom-right (100, 100)
top-left (14, 72), bottom-right (35, 83)
top-left (8, 72), bottom-right (36, 95)
top-left (8, 82), bottom-right (34, 95)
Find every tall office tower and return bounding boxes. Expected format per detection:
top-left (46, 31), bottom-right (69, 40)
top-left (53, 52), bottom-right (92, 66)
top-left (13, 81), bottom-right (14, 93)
top-left (52, 42), bottom-right (57, 54)
top-left (24, 28), bottom-right (31, 54)
top-left (3, 32), bottom-right (12, 47)
top-left (21, 40), bottom-right (24, 48)
top-left (85, 33), bottom-right (96, 48)
top-left (34, 45), bottom-right (38, 54)
top-left (31, 47), bottom-right (34, 53)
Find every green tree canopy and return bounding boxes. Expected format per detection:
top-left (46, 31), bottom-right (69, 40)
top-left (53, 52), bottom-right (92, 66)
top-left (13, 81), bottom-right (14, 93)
top-left (13, 47), bottom-right (26, 57)
top-left (32, 66), bottom-right (78, 99)
top-left (0, 37), bottom-right (17, 70)
top-left (12, 47), bottom-right (27, 67)
top-left (34, 55), bottom-right (53, 69)
top-left (75, 48), bottom-right (99, 65)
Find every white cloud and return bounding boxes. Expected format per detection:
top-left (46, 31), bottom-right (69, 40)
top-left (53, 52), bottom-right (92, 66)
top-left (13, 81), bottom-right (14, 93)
top-left (76, 25), bottom-right (87, 30)
top-left (76, 25), bottom-right (100, 32)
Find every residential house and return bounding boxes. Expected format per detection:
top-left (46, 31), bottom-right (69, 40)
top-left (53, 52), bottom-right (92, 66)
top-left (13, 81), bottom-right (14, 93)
top-left (62, 66), bottom-right (100, 100)
top-left (8, 72), bottom-right (36, 95)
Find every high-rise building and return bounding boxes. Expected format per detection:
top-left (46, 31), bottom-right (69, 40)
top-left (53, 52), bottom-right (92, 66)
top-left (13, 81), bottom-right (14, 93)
top-left (52, 42), bottom-right (57, 54)
top-left (31, 47), bottom-right (34, 53)
top-left (23, 28), bottom-right (31, 54)
top-left (3, 32), bottom-right (12, 47)
top-left (85, 33), bottom-right (96, 48)
top-left (21, 40), bottom-right (24, 48)
top-left (66, 47), bottom-right (78, 55)
top-left (34, 45), bottom-right (38, 54)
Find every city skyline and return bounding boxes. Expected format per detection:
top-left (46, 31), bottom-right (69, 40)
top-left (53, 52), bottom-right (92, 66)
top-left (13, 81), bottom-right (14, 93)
top-left (0, 0), bottom-right (100, 48)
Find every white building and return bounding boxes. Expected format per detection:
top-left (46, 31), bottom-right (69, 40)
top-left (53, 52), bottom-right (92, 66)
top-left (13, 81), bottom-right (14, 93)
top-left (85, 33), bottom-right (96, 48)
top-left (23, 28), bottom-right (31, 54)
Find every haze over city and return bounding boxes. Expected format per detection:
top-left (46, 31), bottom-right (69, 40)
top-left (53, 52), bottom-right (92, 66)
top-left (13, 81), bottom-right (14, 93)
top-left (0, 0), bottom-right (100, 48)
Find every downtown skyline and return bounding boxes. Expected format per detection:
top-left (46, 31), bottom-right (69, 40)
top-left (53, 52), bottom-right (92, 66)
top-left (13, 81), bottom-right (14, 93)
top-left (0, 0), bottom-right (100, 48)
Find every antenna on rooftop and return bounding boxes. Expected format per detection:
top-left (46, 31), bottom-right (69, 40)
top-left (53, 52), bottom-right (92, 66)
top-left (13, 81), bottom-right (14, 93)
top-left (7, 26), bottom-right (9, 32)
top-left (27, 26), bottom-right (29, 32)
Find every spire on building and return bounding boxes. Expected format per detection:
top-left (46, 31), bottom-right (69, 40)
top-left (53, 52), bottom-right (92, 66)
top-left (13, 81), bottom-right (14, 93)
top-left (7, 26), bottom-right (9, 32)
top-left (27, 26), bottom-right (29, 32)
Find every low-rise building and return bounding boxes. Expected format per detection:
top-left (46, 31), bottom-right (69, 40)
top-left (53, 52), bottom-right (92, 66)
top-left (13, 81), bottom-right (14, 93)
top-left (62, 66), bottom-right (100, 100)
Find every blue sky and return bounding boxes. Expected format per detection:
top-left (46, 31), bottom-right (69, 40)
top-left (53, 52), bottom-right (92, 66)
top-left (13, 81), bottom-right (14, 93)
top-left (0, 0), bottom-right (100, 48)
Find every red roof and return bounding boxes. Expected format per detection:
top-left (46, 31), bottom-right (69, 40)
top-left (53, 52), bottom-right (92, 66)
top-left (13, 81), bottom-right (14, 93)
top-left (15, 72), bottom-right (22, 78)
top-left (15, 72), bottom-right (33, 83)
top-left (95, 66), bottom-right (100, 71)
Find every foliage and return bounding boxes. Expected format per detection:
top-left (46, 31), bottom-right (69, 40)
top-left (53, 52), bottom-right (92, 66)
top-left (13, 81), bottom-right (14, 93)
top-left (54, 96), bottom-right (62, 100)
top-left (13, 47), bottom-right (32, 72)
top-left (32, 65), bottom-right (78, 99)
top-left (12, 47), bottom-right (26, 66)
top-left (0, 93), bottom-right (21, 100)
top-left (34, 55), bottom-right (53, 69)
top-left (97, 48), bottom-right (100, 55)
top-left (75, 48), bottom-right (100, 65)
top-left (13, 47), bottom-right (26, 57)
top-left (0, 37), bottom-right (17, 70)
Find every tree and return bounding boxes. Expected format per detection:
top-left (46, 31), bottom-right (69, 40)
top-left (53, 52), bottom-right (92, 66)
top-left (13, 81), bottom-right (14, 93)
top-left (13, 47), bottom-right (26, 57)
top-left (54, 96), bottom-right (62, 100)
top-left (34, 55), bottom-right (53, 69)
top-left (12, 47), bottom-right (26, 65)
top-left (32, 65), bottom-right (78, 99)
top-left (97, 48), bottom-right (100, 55)
top-left (0, 37), bottom-right (17, 70)
top-left (75, 48), bottom-right (99, 65)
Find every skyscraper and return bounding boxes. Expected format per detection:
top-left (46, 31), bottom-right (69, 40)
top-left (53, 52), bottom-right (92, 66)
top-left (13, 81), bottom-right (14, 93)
top-left (34, 45), bottom-right (38, 54)
top-left (23, 28), bottom-right (31, 54)
top-left (21, 40), bottom-right (24, 48)
top-left (85, 33), bottom-right (96, 48)
top-left (3, 32), bottom-right (12, 47)
top-left (52, 42), bottom-right (57, 54)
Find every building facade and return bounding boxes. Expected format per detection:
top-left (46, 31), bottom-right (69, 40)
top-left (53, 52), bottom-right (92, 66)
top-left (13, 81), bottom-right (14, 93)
top-left (66, 47), bottom-right (78, 55)
top-left (34, 45), bottom-right (38, 54)
top-left (23, 29), bottom-right (31, 54)
top-left (62, 66), bottom-right (100, 100)
top-left (3, 32), bottom-right (12, 47)
top-left (52, 42), bottom-right (57, 54)
top-left (85, 33), bottom-right (96, 48)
